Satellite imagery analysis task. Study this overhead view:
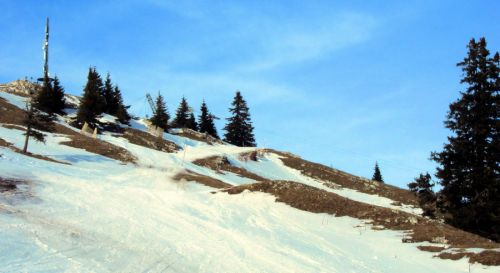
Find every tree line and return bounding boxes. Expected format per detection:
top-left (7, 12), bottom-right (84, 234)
top-left (23, 66), bottom-right (257, 153)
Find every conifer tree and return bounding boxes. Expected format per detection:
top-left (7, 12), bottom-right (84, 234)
top-left (187, 112), bottom-right (198, 131)
top-left (198, 101), bottom-right (219, 139)
top-left (113, 86), bottom-right (131, 124)
top-left (150, 94), bottom-right (170, 130)
top-left (23, 85), bottom-right (54, 153)
top-left (76, 67), bottom-right (106, 126)
top-left (34, 74), bottom-right (54, 114)
top-left (372, 162), bottom-right (383, 183)
top-left (408, 173), bottom-right (436, 217)
top-left (172, 97), bottom-right (190, 128)
top-left (431, 38), bottom-right (500, 241)
top-left (51, 76), bottom-right (66, 115)
top-left (103, 73), bottom-right (116, 114)
top-left (224, 91), bottom-right (256, 147)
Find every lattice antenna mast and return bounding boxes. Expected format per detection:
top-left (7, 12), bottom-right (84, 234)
top-left (146, 93), bottom-right (156, 115)
top-left (43, 17), bottom-right (49, 80)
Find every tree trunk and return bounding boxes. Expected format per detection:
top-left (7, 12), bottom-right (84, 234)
top-left (23, 124), bottom-right (31, 154)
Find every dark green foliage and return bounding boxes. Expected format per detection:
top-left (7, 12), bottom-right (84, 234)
top-left (23, 86), bottom-right (54, 153)
top-left (187, 112), bottom-right (198, 131)
top-left (76, 67), bottom-right (106, 126)
top-left (431, 38), bottom-right (500, 241)
top-left (223, 91), bottom-right (256, 147)
top-left (150, 94), bottom-right (170, 130)
top-left (51, 76), bottom-right (66, 114)
top-left (408, 173), bottom-right (437, 217)
top-left (372, 162), bottom-right (383, 183)
top-left (34, 75), bottom-right (65, 115)
top-left (172, 97), bottom-right (190, 128)
top-left (198, 101), bottom-right (219, 139)
top-left (103, 73), bottom-right (116, 114)
top-left (113, 86), bottom-right (131, 125)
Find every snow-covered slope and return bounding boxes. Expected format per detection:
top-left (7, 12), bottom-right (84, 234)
top-left (1, 91), bottom-right (498, 272)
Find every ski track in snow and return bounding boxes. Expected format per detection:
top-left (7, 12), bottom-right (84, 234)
top-left (0, 92), bottom-right (497, 272)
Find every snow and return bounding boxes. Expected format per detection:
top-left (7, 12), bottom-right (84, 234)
top-left (0, 91), bottom-right (28, 109)
top-left (0, 92), bottom-right (497, 272)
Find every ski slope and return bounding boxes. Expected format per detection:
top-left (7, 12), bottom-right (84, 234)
top-left (0, 91), bottom-right (498, 272)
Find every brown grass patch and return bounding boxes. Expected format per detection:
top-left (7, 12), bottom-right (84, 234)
top-left (224, 180), bottom-right (500, 265)
top-left (121, 128), bottom-right (179, 153)
top-left (417, 246), bottom-right (446, 252)
top-left (193, 156), bottom-right (269, 182)
top-left (256, 149), bottom-right (419, 206)
top-left (173, 170), bottom-right (231, 189)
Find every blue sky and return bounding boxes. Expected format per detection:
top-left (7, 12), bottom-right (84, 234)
top-left (1, 0), bottom-right (499, 188)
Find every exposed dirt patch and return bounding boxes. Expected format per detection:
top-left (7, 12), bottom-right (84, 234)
top-left (60, 135), bottom-right (137, 164)
top-left (417, 246), bottom-right (446, 252)
top-left (171, 128), bottom-right (223, 145)
top-left (224, 180), bottom-right (500, 265)
top-left (121, 128), bottom-right (179, 153)
top-left (173, 170), bottom-right (231, 189)
top-left (436, 250), bottom-right (500, 266)
top-left (0, 177), bottom-right (18, 192)
top-left (193, 156), bottom-right (269, 182)
top-left (0, 97), bottom-right (26, 125)
top-left (256, 149), bottom-right (419, 206)
top-left (1, 97), bottom-right (137, 164)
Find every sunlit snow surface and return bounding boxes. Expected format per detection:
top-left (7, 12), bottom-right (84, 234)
top-left (0, 92), bottom-right (497, 272)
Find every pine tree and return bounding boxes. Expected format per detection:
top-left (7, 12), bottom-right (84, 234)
top-left (372, 162), bottom-right (383, 183)
top-left (51, 76), bottom-right (66, 115)
top-left (113, 86), bottom-right (131, 125)
top-left (76, 67), bottom-right (106, 126)
top-left (187, 112), bottom-right (198, 131)
top-left (223, 91), bottom-right (256, 147)
top-left (23, 85), bottom-right (54, 153)
top-left (33, 74), bottom-right (53, 114)
top-left (103, 73), bottom-right (116, 114)
top-left (172, 97), bottom-right (190, 128)
top-left (198, 100), bottom-right (219, 139)
top-left (150, 94), bottom-right (170, 130)
top-left (431, 38), bottom-right (500, 241)
top-left (408, 173), bottom-right (436, 217)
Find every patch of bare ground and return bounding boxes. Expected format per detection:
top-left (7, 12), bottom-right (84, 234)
top-left (0, 136), bottom-right (70, 165)
top-left (171, 128), bottom-right (223, 145)
top-left (254, 149), bottom-right (419, 206)
top-left (417, 246), bottom-right (446, 252)
top-left (224, 180), bottom-right (500, 265)
top-left (120, 128), bottom-right (179, 153)
top-left (0, 98), bottom-right (137, 164)
top-left (173, 170), bottom-right (231, 189)
top-left (193, 156), bottom-right (270, 182)
top-left (0, 97), bottom-right (26, 125)
top-left (59, 133), bottom-right (137, 164)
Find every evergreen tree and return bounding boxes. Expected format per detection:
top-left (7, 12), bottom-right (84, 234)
top-left (76, 67), bottom-right (106, 126)
top-left (408, 173), bottom-right (437, 217)
top-left (150, 94), bottom-right (170, 130)
top-left (113, 86), bottom-right (131, 124)
top-left (372, 162), bottom-right (383, 183)
top-left (23, 85), bottom-right (54, 153)
top-left (198, 101), bottom-right (219, 139)
top-left (33, 74), bottom-right (53, 114)
top-left (51, 76), bottom-right (66, 115)
top-left (223, 91), bottom-right (256, 147)
top-left (187, 112), bottom-right (198, 131)
top-left (431, 38), bottom-right (500, 241)
top-left (103, 73), bottom-right (116, 114)
top-left (172, 97), bottom-right (190, 128)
